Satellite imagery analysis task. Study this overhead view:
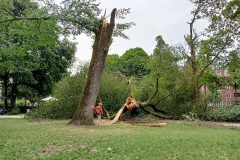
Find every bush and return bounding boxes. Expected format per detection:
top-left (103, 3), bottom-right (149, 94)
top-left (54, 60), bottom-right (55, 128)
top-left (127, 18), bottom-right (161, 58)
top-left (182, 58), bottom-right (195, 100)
top-left (27, 69), bottom-right (87, 120)
top-left (99, 72), bottom-right (129, 114)
top-left (27, 70), bottom-right (129, 120)
top-left (27, 100), bottom-right (75, 120)
top-left (7, 107), bottom-right (20, 115)
top-left (203, 106), bottom-right (240, 122)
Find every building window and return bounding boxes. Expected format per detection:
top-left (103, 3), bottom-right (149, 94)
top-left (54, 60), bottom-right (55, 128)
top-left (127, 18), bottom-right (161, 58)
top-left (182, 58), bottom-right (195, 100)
top-left (227, 101), bottom-right (231, 106)
top-left (226, 93), bottom-right (231, 98)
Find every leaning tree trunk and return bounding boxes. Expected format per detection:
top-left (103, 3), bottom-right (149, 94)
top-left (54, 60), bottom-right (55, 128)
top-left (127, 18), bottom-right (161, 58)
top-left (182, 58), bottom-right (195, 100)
top-left (69, 9), bottom-right (117, 125)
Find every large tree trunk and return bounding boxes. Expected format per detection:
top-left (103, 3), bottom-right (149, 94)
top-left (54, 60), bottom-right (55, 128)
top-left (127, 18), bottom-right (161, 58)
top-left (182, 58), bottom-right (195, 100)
top-left (69, 9), bottom-right (117, 125)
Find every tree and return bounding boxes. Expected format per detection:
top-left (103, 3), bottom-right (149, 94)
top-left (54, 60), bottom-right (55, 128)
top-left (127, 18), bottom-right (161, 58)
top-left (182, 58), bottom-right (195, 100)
top-left (0, 38), bottom-right (76, 109)
top-left (110, 36), bottom-right (184, 123)
top-left (55, 4), bottom-right (133, 125)
top-left (137, 36), bottom-right (184, 118)
top-left (105, 54), bottom-right (121, 72)
top-left (105, 48), bottom-right (150, 98)
top-left (0, 0), bottom-right (59, 109)
top-left (1, 1), bottom-right (133, 124)
top-left (153, 35), bottom-right (169, 55)
top-left (69, 9), bottom-right (117, 125)
top-left (228, 51), bottom-right (240, 104)
top-left (184, 0), bottom-right (239, 100)
top-left (119, 47), bottom-right (150, 79)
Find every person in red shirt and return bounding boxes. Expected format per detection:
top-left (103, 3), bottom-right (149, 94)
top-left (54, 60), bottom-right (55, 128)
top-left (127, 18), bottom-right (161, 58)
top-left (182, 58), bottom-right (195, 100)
top-left (93, 103), bottom-right (103, 126)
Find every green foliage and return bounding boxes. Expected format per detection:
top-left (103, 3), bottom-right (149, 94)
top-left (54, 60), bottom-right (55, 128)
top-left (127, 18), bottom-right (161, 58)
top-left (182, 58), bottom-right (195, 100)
top-left (28, 68), bottom-right (129, 119)
top-left (105, 48), bottom-right (150, 79)
top-left (156, 76), bottom-right (198, 119)
top-left (99, 72), bottom-right (128, 114)
top-left (204, 106), bottom-right (240, 122)
top-left (228, 51), bottom-right (240, 86)
top-left (139, 36), bottom-right (199, 118)
top-left (52, 0), bottom-right (101, 35)
top-left (105, 54), bottom-right (121, 72)
top-left (28, 69), bottom-right (87, 119)
top-left (7, 107), bottom-right (20, 115)
top-left (0, 0), bottom-right (76, 109)
top-left (228, 51), bottom-right (240, 73)
top-left (153, 35), bottom-right (169, 55)
top-left (223, 0), bottom-right (240, 20)
top-left (119, 47), bottom-right (150, 78)
top-left (27, 100), bottom-right (72, 120)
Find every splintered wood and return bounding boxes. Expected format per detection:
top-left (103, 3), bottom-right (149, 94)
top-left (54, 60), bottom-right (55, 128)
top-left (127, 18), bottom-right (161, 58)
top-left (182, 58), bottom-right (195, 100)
top-left (111, 97), bottom-right (139, 124)
top-left (110, 105), bottom-right (125, 124)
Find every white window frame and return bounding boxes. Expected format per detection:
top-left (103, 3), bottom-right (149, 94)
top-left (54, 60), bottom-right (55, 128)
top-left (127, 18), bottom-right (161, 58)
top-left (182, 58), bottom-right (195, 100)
top-left (227, 101), bottom-right (231, 106)
top-left (226, 92), bottom-right (231, 98)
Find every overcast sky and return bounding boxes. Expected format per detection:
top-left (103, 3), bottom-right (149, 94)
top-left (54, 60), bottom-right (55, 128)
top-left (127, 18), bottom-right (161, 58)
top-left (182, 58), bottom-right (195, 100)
top-left (57, 0), bottom-right (206, 61)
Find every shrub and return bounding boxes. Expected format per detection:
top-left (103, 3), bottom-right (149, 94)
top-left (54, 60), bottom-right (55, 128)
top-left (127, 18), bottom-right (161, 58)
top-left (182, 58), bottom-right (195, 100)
top-left (99, 72), bottom-right (129, 114)
top-left (203, 106), bottom-right (240, 122)
top-left (27, 70), bottom-right (129, 120)
top-left (7, 107), bottom-right (20, 115)
top-left (27, 69), bottom-right (87, 120)
top-left (27, 100), bottom-right (76, 120)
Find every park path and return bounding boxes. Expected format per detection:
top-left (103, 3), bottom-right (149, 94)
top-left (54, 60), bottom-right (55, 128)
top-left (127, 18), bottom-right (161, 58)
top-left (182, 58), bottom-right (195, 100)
top-left (0, 114), bottom-right (25, 119)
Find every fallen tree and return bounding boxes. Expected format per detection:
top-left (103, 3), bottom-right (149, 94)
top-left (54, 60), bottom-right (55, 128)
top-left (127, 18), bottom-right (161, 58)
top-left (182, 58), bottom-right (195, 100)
top-left (111, 97), bottom-right (171, 124)
top-left (111, 77), bottom-right (171, 124)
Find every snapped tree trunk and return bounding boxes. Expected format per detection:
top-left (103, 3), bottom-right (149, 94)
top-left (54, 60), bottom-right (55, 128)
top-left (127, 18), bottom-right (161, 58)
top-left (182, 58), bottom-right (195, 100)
top-left (69, 9), bottom-right (117, 126)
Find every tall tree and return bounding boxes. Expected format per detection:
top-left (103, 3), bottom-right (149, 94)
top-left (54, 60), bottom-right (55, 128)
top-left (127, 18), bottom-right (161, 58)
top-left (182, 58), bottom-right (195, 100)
top-left (184, 0), bottom-right (239, 99)
top-left (119, 47), bottom-right (150, 79)
top-left (105, 54), bottom-right (121, 72)
top-left (69, 9), bottom-right (117, 125)
top-left (1, 1), bottom-right (133, 124)
top-left (0, 0), bottom-right (58, 109)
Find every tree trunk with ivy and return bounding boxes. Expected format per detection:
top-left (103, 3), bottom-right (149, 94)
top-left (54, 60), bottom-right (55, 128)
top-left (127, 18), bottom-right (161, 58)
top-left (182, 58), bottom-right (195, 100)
top-left (69, 9), bottom-right (117, 125)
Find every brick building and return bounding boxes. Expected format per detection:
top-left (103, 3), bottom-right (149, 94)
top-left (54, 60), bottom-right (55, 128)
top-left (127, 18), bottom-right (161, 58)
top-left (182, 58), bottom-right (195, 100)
top-left (201, 68), bottom-right (240, 107)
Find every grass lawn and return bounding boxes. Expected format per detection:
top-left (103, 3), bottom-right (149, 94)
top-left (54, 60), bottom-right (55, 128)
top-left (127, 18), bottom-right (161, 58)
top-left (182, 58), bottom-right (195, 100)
top-left (0, 119), bottom-right (239, 160)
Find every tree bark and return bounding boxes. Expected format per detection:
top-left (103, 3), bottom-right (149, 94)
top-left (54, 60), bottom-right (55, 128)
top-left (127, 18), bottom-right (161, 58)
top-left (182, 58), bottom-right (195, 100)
top-left (69, 9), bottom-right (117, 125)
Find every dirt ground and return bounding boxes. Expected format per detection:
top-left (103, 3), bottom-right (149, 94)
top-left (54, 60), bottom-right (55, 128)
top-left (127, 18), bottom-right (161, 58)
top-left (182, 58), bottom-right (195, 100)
top-left (102, 119), bottom-right (240, 129)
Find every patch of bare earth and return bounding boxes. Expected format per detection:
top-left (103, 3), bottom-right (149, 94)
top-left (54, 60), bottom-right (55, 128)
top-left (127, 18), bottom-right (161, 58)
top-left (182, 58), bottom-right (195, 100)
top-left (39, 144), bottom-right (64, 157)
top-left (39, 144), bottom-right (75, 157)
top-left (126, 120), bottom-right (168, 127)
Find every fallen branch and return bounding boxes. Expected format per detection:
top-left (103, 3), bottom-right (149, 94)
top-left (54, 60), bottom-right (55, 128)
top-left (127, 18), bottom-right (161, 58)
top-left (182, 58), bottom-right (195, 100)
top-left (140, 107), bottom-right (170, 119)
top-left (110, 105), bottom-right (125, 124)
